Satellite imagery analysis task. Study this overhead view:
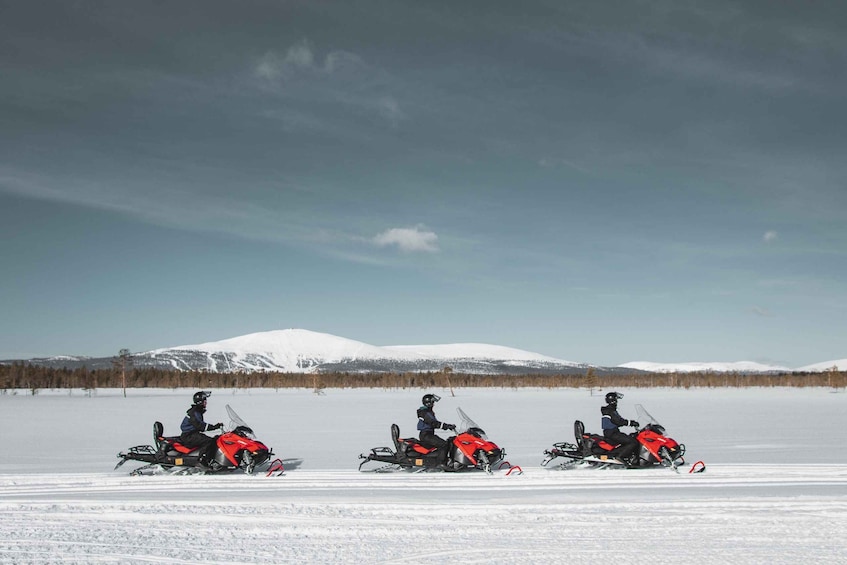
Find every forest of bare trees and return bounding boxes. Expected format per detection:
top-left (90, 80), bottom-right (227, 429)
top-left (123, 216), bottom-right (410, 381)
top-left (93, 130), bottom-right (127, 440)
top-left (1, 362), bottom-right (844, 394)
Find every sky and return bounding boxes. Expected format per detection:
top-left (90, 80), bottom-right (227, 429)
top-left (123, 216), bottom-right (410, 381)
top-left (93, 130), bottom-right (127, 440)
top-left (1, 1), bottom-right (845, 368)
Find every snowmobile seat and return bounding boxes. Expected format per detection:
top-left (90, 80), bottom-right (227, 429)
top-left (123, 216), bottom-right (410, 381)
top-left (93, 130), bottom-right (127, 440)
top-left (157, 434), bottom-right (196, 454)
top-left (391, 424), bottom-right (402, 452)
top-left (409, 443), bottom-right (434, 455)
top-left (152, 421), bottom-right (195, 454)
top-left (588, 434), bottom-right (613, 447)
top-left (575, 421), bottom-right (615, 455)
top-left (393, 425), bottom-right (434, 456)
top-left (153, 422), bottom-right (164, 445)
top-left (587, 434), bottom-right (617, 451)
top-left (396, 436), bottom-right (436, 456)
top-left (574, 420), bottom-right (585, 449)
top-left (169, 441), bottom-right (195, 454)
top-left (401, 438), bottom-right (431, 454)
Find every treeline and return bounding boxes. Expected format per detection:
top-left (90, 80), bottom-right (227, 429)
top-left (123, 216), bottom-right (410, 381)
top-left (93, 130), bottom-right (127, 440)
top-left (1, 362), bottom-right (845, 392)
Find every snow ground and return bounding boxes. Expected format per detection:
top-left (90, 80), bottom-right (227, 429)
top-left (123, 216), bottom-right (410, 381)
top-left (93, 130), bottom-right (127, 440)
top-left (1, 387), bottom-right (846, 564)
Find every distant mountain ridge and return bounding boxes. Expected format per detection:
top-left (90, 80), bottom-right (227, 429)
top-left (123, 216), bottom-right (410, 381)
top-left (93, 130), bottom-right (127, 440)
top-left (619, 361), bottom-right (790, 373)
top-left (141, 329), bottom-right (592, 375)
top-left (2, 328), bottom-right (844, 374)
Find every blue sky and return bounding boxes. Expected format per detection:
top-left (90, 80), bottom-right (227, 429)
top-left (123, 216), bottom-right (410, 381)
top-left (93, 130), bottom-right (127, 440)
top-left (2, 1), bottom-right (845, 367)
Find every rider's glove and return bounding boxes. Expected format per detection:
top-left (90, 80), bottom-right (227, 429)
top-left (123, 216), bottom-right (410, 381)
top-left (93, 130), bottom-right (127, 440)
top-left (443, 423), bottom-right (456, 431)
top-left (209, 422), bottom-right (223, 430)
top-left (629, 420), bottom-right (640, 428)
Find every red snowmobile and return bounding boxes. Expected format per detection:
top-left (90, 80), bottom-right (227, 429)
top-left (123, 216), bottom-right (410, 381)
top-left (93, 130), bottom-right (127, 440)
top-left (542, 404), bottom-right (687, 471)
top-left (359, 408), bottom-right (507, 474)
top-left (116, 405), bottom-right (284, 475)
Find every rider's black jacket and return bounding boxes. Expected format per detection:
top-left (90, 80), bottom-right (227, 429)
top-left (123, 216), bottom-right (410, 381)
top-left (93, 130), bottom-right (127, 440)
top-left (416, 406), bottom-right (448, 432)
top-left (181, 405), bottom-right (213, 434)
top-left (601, 404), bottom-right (631, 434)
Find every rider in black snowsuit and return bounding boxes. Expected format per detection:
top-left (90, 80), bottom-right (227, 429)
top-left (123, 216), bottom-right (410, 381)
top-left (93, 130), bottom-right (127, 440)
top-left (416, 393), bottom-right (456, 463)
top-left (601, 391), bottom-right (640, 466)
top-left (180, 391), bottom-right (223, 465)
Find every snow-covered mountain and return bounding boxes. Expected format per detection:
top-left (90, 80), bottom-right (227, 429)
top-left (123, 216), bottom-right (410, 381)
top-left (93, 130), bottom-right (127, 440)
top-left (138, 329), bottom-right (591, 374)
top-left (617, 361), bottom-right (792, 373)
top-left (150, 329), bottom-right (420, 372)
top-left (794, 359), bottom-right (847, 372)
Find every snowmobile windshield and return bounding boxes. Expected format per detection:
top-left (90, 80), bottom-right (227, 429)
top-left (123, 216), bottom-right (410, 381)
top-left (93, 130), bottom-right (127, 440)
top-left (634, 404), bottom-right (663, 431)
top-left (225, 405), bottom-right (256, 438)
top-left (456, 407), bottom-right (488, 439)
top-left (232, 425), bottom-right (255, 438)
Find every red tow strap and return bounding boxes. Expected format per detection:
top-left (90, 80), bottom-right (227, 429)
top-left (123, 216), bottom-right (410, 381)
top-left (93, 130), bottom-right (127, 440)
top-left (266, 458), bottom-right (284, 476)
top-left (689, 460), bottom-right (706, 473)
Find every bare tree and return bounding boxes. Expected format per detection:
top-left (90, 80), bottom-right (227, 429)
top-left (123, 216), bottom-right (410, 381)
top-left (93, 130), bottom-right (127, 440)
top-left (112, 349), bottom-right (133, 398)
top-left (584, 367), bottom-right (598, 395)
top-left (442, 366), bottom-right (455, 397)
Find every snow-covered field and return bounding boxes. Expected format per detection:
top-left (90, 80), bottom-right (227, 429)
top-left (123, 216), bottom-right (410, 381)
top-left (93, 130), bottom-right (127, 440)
top-left (2, 387), bottom-right (846, 563)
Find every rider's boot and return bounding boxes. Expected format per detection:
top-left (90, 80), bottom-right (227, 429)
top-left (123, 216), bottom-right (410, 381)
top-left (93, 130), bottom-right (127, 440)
top-left (198, 445), bottom-right (217, 470)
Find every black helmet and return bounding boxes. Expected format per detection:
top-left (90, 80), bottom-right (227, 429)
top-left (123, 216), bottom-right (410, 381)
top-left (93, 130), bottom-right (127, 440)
top-left (605, 391), bottom-right (623, 404)
top-left (193, 390), bottom-right (211, 405)
top-left (421, 393), bottom-right (441, 408)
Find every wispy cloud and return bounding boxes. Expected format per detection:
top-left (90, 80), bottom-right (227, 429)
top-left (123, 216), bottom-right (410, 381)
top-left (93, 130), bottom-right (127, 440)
top-left (253, 41), bottom-right (403, 127)
top-left (565, 20), bottom-right (824, 95)
top-left (255, 40), bottom-right (364, 79)
top-left (538, 157), bottom-right (594, 175)
top-left (757, 278), bottom-right (799, 288)
top-left (644, 44), bottom-right (801, 92)
top-left (0, 165), bottom-right (339, 250)
top-left (763, 230), bottom-right (778, 243)
top-left (377, 96), bottom-right (404, 125)
top-left (751, 306), bottom-right (773, 317)
top-left (373, 225), bottom-right (439, 253)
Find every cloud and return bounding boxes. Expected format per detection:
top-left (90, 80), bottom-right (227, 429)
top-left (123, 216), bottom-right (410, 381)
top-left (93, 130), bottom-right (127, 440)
top-left (256, 44), bottom-right (314, 80)
top-left (255, 41), bottom-right (317, 80)
top-left (373, 226), bottom-right (439, 253)
top-left (285, 42), bottom-right (316, 69)
top-left (253, 42), bottom-right (401, 127)
top-left (255, 41), bottom-right (364, 80)
top-left (763, 230), bottom-right (778, 243)
top-left (377, 96), bottom-right (404, 125)
top-left (751, 306), bottom-right (773, 317)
